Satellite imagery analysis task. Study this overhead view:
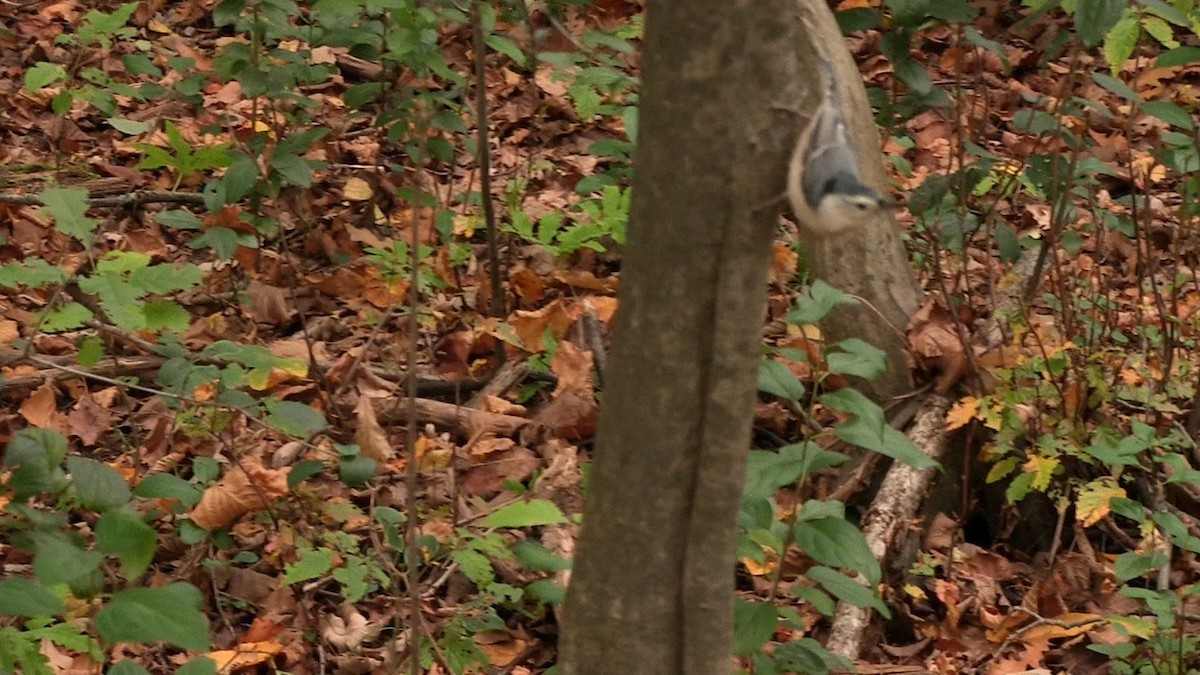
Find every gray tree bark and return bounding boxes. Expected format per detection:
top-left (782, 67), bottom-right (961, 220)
top-left (793, 7), bottom-right (922, 402)
top-left (559, 2), bottom-right (811, 674)
top-left (559, 2), bottom-right (921, 673)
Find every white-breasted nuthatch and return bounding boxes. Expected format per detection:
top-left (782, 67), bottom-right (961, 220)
top-left (786, 58), bottom-right (893, 233)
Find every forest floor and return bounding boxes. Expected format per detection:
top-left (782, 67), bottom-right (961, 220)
top-left (1, 0), bottom-right (1199, 674)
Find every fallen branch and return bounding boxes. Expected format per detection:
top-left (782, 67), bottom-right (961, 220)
top-left (826, 393), bottom-right (952, 661)
top-left (0, 190), bottom-right (206, 207)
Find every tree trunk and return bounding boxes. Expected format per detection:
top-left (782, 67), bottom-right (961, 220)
top-left (793, 6), bottom-right (922, 402)
top-left (559, 2), bottom-right (921, 673)
top-left (558, 1), bottom-right (805, 673)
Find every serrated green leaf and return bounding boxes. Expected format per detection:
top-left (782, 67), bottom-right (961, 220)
top-left (1102, 13), bottom-right (1140, 73)
top-left (827, 339), bottom-right (887, 381)
top-left (511, 540), bottom-right (572, 572)
top-left (451, 548), bottom-right (494, 586)
top-left (38, 302), bottom-right (93, 332)
top-left (271, 153), bottom-right (314, 187)
top-left (39, 187), bottom-right (98, 244)
top-left (94, 583), bottom-right (210, 651)
top-left (25, 62), bottom-right (67, 91)
top-left (788, 280), bottom-right (857, 324)
top-left (283, 547), bottom-right (335, 584)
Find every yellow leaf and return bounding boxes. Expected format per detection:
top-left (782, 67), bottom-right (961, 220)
top-left (342, 177), bottom-right (373, 201)
top-left (946, 396), bottom-right (979, 430)
top-left (1076, 478), bottom-right (1126, 527)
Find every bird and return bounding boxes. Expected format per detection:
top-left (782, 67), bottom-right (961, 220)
top-left (786, 58), bottom-right (893, 234)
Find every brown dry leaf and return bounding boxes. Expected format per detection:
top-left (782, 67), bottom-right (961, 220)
top-left (1023, 613), bottom-right (1102, 641)
top-left (551, 341), bottom-right (594, 396)
top-left (550, 269), bottom-right (620, 293)
top-left (462, 445), bottom-right (540, 497)
top-left (0, 318), bottom-right (18, 345)
top-left (481, 395), bottom-right (528, 416)
top-left (506, 299), bottom-right (575, 351)
top-left (475, 630), bottom-right (528, 668)
top-left (19, 381), bottom-right (67, 432)
top-left (189, 459), bottom-right (290, 530)
top-left (469, 436), bottom-right (516, 460)
top-left (204, 641), bottom-right (284, 672)
top-left (534, 389), bottom-right (597, 441)
top-left (67, 394), bottom-right (115, 446)
top-left (511, 266), bottom-right (547, 305)
top-left (353, 395), bottom-right (394, 462)
top-left (244, 279), bottom-right (296, 325)
top-left (342, 177), bottom-right (373, 201)
top-left (321, 605), bottom-right (380, 650)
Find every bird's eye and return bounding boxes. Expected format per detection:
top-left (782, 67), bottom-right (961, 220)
top-left (855, 202), bottom-right (868, 210)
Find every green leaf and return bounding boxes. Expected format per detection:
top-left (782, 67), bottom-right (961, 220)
top-left (1102, 13), bottom-right (1140, 73)
top-left (483, 499), bottom-right (567, 528)
top-left (1075, 0), bottom-right (1127, 48)
top-left (288, 460), bottom-right (326, 490)
top-left (451, 548), bottom-right (494, 586)
top-left (1143, 101), bottom-right (1194, 130)
top-left (178, 658), bottom-right (218, 675)
top-left (757, 359), bottom-right (805, 402)
top-left (66, 456), bottom-right (131, 511)
top-left (134, 473), bottom-right (204, 509)
top-left (283, 547), bottom-right (335, 584)
top-left (94, 583), bottom-right (210, 651)
top-left (223, 154), bottom-right (259, 202)
top-left (263, 400), bottom-right (327, 438)
top-left (733, 599), bottom-right (777, 656)
top-left (793, 517), bottom-right (881, 585)
top-left (271, 153), bottom-right (314, 187)
top-left (0, 579), bottom-right (66, 617)
top-left (788, 280), bottom-right (857, 324)
top-left (38, 302), bottom-right (93, 332)
top-left (96, 507), bottom-right (157, 578)
top-left (511, 540), bottom-right (573, 572)
top-left (39, 187), bottom-right (98, 244)
top-left (142, 301), bottom-right (192, 332)
top-left (24, 62), bottom-right (67, 91)
top-left (1157, 46), bottom-right (1200, 67)
top-left (792, 585), bottom-right (836, 616)
top-left (526, 579), bottom-right (565, 605)
top-left (4, 429), bottom-right (70, 500)
top-left (822, 389), bottom-right (938, 470)
top-left (338, 454), bottom-right (376, 487)
top-left (33, 536), bottom-right (103, 586)
top-left (1091, 72), bottom-right (1140, 103)
top-left (805, 566), bottom-right (889, 616)
top-left (108, 117), bottom-right (152, 135)
top-left (108, 662), bottom-right (153, 675)
top-left (1114, 551), bottom-right (1159, 582)
top-left (826, 339), bottom-right (887, 381)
